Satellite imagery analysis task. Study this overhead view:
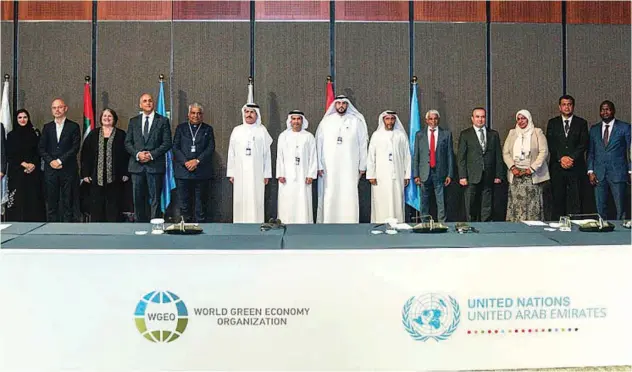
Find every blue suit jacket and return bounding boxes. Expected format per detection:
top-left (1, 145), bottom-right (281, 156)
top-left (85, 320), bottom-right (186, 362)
top-left (413, 125), bottom-right (454, 182)
top-left (587, 119), bottom-right (631, 182)
top-left (172, 122), bottom-right (215, 180)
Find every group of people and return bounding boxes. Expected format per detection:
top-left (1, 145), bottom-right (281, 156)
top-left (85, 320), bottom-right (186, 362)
top-left (0, 94), bottom-right (215, 223)
top-left (0, 94), bottom-right (629, 224)
top-left (228, 95), bottom-right (630, 224)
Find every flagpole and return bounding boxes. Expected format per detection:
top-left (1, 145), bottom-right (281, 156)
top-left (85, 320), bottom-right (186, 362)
top-left (247, 76), bottom-right (254, 104)
top-left (412, 76), bottom-right (421, 223)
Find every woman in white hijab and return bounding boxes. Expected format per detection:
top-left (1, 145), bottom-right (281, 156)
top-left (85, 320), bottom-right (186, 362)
top-left (502, 109), bottom-right (550, 222)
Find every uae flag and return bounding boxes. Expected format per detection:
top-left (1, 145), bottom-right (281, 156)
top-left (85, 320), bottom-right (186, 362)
top-left (325, 77), bottom-right (334, 110)
top-left (83, 80), bottom-right (94, 140)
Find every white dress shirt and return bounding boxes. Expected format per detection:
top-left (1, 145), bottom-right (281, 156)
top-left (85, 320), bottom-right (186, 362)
top-left (54, 118), bottom-right (65, 165)
top-left (137, 111), bottom-right (156, 161)
top-left (561, 115), bottom-right (574, 137)
top-left (601, 119), bottom-right (614, 139)
top-left (143, 111), bottom-right (156, 134)
top-left (473, 125), bottom-right (486, 147)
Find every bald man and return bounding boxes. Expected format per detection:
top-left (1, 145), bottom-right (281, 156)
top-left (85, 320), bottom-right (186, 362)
top-left (38, 98), bottom-right (81, 222)
top-left (124, 93), bottom-right (172, 222)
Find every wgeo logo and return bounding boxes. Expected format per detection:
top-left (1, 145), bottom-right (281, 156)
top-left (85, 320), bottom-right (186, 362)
top-left (134, 290), bottom-right (189, 343)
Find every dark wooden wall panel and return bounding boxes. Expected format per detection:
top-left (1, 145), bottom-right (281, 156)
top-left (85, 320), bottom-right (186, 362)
top-left (255, 1), bottom-right (329, 21)
top-left (414, 1), bottom-right (486, 22)
top-left (18, 1), bottom-right (91, 21)
top-left (1, 22), bottom-right (13, 96)
top-left (172, 22), bottom-right (250, 222)
top-left (491, 1), bottom-right (561, 23)
top-left (97, 1), bottom-right (171, 21)
top-left (567, 1), bottom-right (631, 25)
top-left (336, 1), bottom-right (408, 21)
top-left (18, 23), bottom-right (91, 127)
top-left (174, 1), bottom-right (249, 20)
top-left (1, 2), bottom-right (13, 21)
top-left (255, 23), bottom-right (329, 221)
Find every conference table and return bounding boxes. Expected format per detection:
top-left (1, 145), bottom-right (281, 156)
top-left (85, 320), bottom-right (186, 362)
top-left (0, 221), bottom-right (630, 372)
top-left (0, 221), bottom-right (629, 249)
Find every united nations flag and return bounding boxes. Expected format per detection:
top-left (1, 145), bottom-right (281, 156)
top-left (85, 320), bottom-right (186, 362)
top-left (402, 293), bottom-right (460, 342)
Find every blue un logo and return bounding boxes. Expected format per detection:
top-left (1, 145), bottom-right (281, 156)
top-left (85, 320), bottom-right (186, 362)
top-left (402, 293), bottom-right (460, 342)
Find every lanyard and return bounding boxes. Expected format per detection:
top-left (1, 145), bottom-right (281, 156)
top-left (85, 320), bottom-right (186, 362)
top-left (188, 123), bottom-right (202, 142)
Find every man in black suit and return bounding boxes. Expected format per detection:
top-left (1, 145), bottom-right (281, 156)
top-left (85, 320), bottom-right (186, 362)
top-left (173, 102), bottom-right (215, 222)
top-left (38, 98), bottom-right (81, 222)
top-left (124, 93), bottom-right (172, 222)
top-left (457, 107), bottom-right (504, 222)
top-left (546, 95), bottom-right (589, 220)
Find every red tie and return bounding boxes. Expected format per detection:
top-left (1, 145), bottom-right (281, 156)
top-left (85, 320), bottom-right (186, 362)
top-left (429, 129), bottom-right (436, 168)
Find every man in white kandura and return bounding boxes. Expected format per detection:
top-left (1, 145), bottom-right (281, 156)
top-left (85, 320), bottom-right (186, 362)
top-left (227, 103), bottom-right (273, 223)
top-left (366, 110), bottom-right (411, 223)
top-left (276, 110), bottom-right (317, 224)
top-left (316, 95), bottom-right (369, 223)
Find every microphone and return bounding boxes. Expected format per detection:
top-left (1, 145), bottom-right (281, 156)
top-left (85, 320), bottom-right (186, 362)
top-left (260, 218), bottom-right (286, 232)
top-left (568, 213), bottom-right (615, 232)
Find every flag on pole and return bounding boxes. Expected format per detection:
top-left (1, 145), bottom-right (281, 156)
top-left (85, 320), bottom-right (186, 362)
top-left (1, 78), bottom-right (12, 208)
top-left (247, 77), bottom-right (254, 104)
top-left (83, 78), bottom-right (94, 141)
top-left (405, 79), bottom-right (421, 211)
top-left (325, 76), bottom-right (334, 110)
top-left (1, 79), bottom-right (12, 135)
top-left (157, 78), bottom-right (176, 214)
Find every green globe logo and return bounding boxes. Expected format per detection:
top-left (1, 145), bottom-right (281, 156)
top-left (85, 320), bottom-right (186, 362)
top-left (134, 290), bottom-right (188, 343)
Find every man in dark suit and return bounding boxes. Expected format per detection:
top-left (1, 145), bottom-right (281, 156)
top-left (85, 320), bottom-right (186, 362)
top-left (457, 107), bottom-right (504, 222)
top-left (587, 100), bottom-right (631, 220)
top-left (413, 109), bottom-right (454, 222)
top-left (38, 98), bottom-right (81, 222)
top-left (173, 102), bottom-right (215, 222)
top-left (546, 95), bottom-right (589, 220)
top-left (124, 93), bottom-right (173, 222)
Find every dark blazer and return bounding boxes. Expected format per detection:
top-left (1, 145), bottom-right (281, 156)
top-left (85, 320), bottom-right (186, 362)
top-left (457, 126), bottom-right (504, 184)
top-left (172, 122), bottom-right (215, 180)
top-left (546, 115), bottom-right (589, 175)
top-left (124, 113), bottom-right (172, 174)
top-left (81, 128), bottom-right (129, 182)
top-left (587, 119), bottom-right (631, 183)
top-left (413, 125), bottom-right (454, 182)
top-left (38, 119), bottom-right (81, 174)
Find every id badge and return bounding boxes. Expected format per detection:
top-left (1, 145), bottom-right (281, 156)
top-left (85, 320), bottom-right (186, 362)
top-left (295, 157), bottom-right (300, 165)
top-left (337, 136), bottom-right (343, 144)
top-left (246, 147), bottom-right (251, 156)
top-left (191, 145), bottom-right (196, 153)
top-left (388, 153), bottom-right (393, 162)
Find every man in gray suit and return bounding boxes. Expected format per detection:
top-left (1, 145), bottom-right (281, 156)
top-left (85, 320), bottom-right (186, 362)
top-left (457, 107), bottom-right (505, 222)
top-left (413, 110), bottom-right (454, 222)
top-left (124, 93), bottom-right (173, 222)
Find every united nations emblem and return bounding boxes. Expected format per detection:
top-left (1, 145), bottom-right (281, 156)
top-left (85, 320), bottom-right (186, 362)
top-left (402, 293), bottom-right (460, 342)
